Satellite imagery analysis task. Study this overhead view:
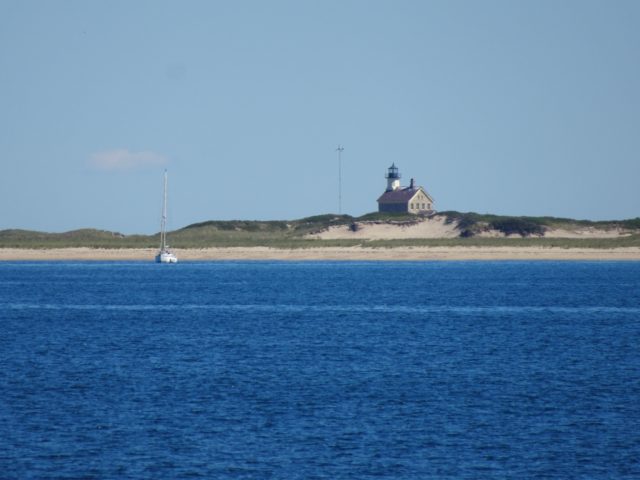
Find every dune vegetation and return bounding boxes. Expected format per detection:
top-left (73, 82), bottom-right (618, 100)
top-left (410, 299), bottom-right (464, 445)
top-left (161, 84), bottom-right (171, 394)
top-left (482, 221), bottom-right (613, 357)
top-left (1, 212), bottom-right (639, 249)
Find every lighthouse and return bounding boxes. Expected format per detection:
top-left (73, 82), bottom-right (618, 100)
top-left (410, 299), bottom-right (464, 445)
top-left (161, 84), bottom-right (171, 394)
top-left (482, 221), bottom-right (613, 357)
top-left (385, 163), bottom-right (401, 191)
top-left (377, 163), bottom-right (435, 214)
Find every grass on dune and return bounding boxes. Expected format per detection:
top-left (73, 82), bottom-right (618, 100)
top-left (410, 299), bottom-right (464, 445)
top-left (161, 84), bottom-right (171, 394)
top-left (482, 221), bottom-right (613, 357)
top-left (1, 212), bottom-right (639, 249)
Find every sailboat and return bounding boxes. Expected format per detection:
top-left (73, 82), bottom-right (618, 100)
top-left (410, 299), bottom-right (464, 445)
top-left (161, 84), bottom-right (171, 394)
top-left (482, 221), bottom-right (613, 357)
top-left (155, 170), bottom-right (178, 263)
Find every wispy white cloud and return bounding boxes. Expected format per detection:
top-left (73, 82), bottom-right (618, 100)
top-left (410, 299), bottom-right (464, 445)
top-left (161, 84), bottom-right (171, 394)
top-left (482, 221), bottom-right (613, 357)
top-left (89, 149), bottom-right (168, 171)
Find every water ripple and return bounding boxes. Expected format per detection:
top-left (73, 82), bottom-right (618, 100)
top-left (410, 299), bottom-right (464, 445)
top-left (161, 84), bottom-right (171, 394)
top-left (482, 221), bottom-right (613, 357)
top-left (3, 302), bottom-right (640, 316)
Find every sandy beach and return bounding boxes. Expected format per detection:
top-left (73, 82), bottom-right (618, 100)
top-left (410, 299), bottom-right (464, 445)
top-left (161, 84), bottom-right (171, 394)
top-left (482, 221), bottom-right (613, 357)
top-left (2, 246), bottom-right (640, 261)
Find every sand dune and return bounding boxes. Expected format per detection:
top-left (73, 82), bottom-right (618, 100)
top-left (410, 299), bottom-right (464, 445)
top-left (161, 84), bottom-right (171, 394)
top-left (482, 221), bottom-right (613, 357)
top-left (310, 216), bottom-right (631, 240)
top-left (310, 216), bottom-right (460, 240)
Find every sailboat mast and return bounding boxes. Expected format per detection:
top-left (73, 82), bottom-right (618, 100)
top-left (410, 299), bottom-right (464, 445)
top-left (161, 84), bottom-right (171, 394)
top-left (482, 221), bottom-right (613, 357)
top-left (160, 170), bottom-right (167, 250)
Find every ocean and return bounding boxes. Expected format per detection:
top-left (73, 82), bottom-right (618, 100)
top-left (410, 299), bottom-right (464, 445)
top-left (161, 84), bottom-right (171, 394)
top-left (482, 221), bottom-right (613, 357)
top-left (1, 261), bottom-right (639, 479)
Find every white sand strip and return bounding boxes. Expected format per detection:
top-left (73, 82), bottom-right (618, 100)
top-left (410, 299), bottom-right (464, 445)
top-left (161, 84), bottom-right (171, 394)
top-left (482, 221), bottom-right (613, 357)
top-left (1, 247), bottom-right (640, 261)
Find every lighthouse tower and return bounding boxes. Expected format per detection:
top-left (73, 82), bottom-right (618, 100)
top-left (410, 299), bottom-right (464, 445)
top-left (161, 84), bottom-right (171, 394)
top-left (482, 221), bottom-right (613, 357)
top-left (385, 163), bottom-right (401, 191)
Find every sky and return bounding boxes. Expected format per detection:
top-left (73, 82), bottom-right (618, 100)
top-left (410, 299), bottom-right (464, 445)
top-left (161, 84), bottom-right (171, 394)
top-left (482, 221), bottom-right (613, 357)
top-left (1, 0), bottom-right (639, 234)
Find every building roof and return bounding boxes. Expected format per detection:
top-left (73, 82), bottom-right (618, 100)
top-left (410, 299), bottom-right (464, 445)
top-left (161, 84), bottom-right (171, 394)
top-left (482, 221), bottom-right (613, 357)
top-left (377, 186), bottom-right (432, 204)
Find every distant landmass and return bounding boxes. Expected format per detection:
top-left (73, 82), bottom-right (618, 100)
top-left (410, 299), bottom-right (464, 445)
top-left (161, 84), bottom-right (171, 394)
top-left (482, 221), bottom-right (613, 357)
top-left (1, 212), bottom-right (639, 249)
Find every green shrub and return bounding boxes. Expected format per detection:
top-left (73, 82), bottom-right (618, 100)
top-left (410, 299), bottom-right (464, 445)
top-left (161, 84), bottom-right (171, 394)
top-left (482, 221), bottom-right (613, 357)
top-left (356, 212), bottom-right (416, 222)
top-left (620, 218), bottom-right (640, 229)
top-left (489, 218), bottom-right (546, 237)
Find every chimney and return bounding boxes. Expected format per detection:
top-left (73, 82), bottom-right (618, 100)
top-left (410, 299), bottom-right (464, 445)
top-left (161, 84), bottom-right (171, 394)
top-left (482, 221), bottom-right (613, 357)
top-left (410, 178), bottom-right (415, 189)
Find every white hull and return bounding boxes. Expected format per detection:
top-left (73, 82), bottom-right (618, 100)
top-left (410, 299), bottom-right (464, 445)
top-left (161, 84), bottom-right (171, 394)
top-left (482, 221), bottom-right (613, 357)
top-left (156, 251), bottom-right (178, 263)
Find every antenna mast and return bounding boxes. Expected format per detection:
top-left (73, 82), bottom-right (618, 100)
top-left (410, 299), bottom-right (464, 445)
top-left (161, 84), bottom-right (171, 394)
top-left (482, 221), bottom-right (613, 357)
top-left (336, 145), bottom-right (344, 214)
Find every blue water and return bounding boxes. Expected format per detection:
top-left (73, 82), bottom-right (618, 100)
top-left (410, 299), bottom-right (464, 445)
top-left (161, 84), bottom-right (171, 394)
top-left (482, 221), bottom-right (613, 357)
top-left (1, 261), bottom-right (639, 479)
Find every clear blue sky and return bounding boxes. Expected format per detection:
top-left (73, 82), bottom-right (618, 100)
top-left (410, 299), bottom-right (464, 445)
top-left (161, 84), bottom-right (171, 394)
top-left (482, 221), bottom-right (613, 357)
top-left (1, 0), bottom-right (639, 233)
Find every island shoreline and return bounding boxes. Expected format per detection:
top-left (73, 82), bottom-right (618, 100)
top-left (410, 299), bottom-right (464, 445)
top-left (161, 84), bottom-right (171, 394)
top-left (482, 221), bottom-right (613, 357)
top-left (2, 247), bottom-right (640, 261)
